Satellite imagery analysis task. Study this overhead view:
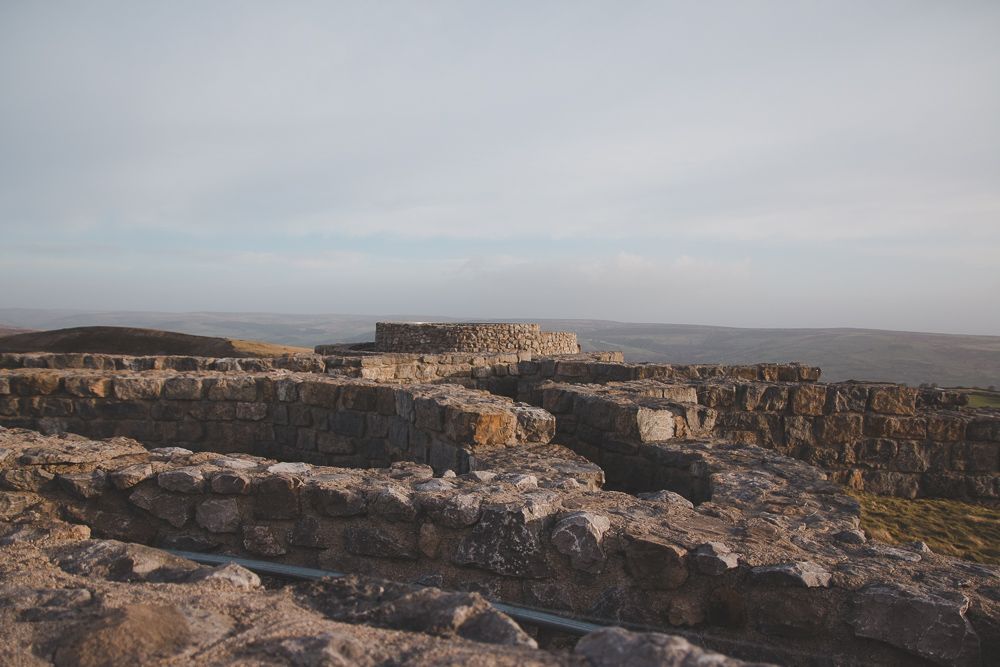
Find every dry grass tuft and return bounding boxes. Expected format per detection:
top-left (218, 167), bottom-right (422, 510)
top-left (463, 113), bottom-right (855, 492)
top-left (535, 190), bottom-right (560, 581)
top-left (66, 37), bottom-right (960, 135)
top-left (849, 489), bottom-right (1000, 565)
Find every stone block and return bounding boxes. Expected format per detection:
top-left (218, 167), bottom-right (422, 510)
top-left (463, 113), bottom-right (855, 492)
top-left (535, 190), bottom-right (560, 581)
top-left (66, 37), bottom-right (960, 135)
top-left (211, 472), bottom-right (252, 495)
top-left (783, 415), bottom-right (814, 449)
top-left (790, 385), bottom-right (826, 416)
top-left (451, 500), bottom-right (556, 578)
top-left (444, 405), bottom-right (516, 447)
top-left (163, 377), bottom-right (202, 400)
top-left (867, 387), bottom-right (917, 415)
top-left (551, 511), bottom-right (611, 574)
top-left (343, 525), bottom-right (417, 560)
top-left (826, 385), bottom-right (869, 413)
top-left (814, 414), bottom-right (863, 447)
top-left (758, 385), bottom-right (788, 412)
top-left (113, 377), bottom-right (164, 401)
top-left (415, 398), bottom-right (445, 431)
top-left (757, 597), bottom-right (827, 638)
top-left (847, 583), bottom-right (980, 667)
top-left (158, 468), bottom-right (206, 494)
top-left (951, 442), bottom-right (999, 472)
top-left (242, 525), bottom-right (287, 557)
top-left (316, 432), bottom-right (354, 454)
top-left (196, 498), bottom-right (241, 533)
top-left (921, 473), bottom-right (967, 499)
top-left (149, 403), bottom-right (186, 421)
top-left (10, 373), bottom-right (61, 395)
top-left (297, 380), bottom-right (339, 407)
top-left (207, 377), bottom-right (258, 402)
top-left (254, 474), bottom-right (301, 520)
top-left (341, 384), bottom-right (378, 411)
top-left (968, 417), bottom-right (1000, 442)
top-left (236, 402), bottom-right (268, 421)
top-left (330, 411), bottom-right (366, 438)
top-left (366, 413), bottom-right (390, 438)
top-left (129, 485), bottom-right (194, 528)
top-left (624, 535), bottom-right (688, 589)
top-left (309, 483), bottom-right (367, 516)
top-left (927, 416), bottom-right (967, 442)
top-left (889, 440), bottom-right (934, 473)
top-left (749, 561), bottom-right (831, 587)
top-left (861, 471), bottom-right (919, 498)
top-left (63, 376), bottom-right (113, 398)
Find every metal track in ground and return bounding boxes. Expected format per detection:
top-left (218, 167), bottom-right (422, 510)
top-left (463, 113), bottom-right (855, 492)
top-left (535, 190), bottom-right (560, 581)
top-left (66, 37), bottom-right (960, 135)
top-left (164, 549), bottom-right (607, 636)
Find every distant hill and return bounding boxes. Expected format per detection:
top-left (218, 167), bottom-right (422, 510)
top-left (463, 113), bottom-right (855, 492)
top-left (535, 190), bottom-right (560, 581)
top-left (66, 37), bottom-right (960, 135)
top-left (535, 319), bottom-right (1000, 388)
top-left (0, 326), bottom-right (312, 358)
top-left (0, 325), bottom-right (40, 337)
top-left (1, 309), bottom-right (996, 388)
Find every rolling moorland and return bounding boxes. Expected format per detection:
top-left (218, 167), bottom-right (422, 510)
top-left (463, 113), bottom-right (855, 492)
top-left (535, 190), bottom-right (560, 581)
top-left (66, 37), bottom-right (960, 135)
top-left (1, 307), bottom-right (998, 388)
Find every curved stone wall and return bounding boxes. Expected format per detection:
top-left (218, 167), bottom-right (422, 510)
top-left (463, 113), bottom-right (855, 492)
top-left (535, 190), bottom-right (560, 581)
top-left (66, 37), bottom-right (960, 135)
top-left (374, 323), bottom-right (580, 355)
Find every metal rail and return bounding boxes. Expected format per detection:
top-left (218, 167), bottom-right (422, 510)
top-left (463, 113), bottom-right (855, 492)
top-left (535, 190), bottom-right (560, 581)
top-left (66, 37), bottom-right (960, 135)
top-left (163, 549), bottom-right (606, 636)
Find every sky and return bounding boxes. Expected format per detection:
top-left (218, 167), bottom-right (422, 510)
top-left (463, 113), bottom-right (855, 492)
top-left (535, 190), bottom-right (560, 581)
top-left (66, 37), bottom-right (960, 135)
top-left (1, 1), bottom-right (998, 334)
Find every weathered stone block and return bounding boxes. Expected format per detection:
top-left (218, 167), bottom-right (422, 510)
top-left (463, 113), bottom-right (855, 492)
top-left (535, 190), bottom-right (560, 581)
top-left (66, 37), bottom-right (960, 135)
top-left (196, 498), bottom-right (241, 533)
top-left (341, 384), bottom-right (378, 411)
top-left (951, 442), bottom-right (999, 472)
top-left (790, 385), bottom-right (826, 416)
top-left (162, 377), bottom-right (202, 400)
top-left (310, 483), bottom-right (367, 516)
top-left (129, 485), bottom-right (194, 528)
top-left (624, 535), bottom-right (688, 589)
top-left (113, 377), bottom-right (165, 401)
top-left (826, 384), bottom-right (869, 413)
top-left (968, 417), bottom-right (1000, 442)
top-left (10, 373), bottom-right (61, 395)
top-left (242, 524), bottom-right (287, 557)
top-left (868, 387), bottom-right (917, 415)
top-left (343, 525), bottom-right (417, 560)
top-left (451, 500), bottom-right (555, 577)
top-left (757, 597), bottom-right (827, 638)
top-left (927, 416), bottom-right (967, 442)
top-left (847, 583), bottom-right (980, 667)
top-left (63, 376), bottom-right (113, 398)
top-left (207, 377), bottom-right (258, 401)
top-left (814, 414), bottom-right (863, 447)
top-left (444, 406), bottom-right (516, 447)
top-left (254, 474), bottom-right (301, 520)
top-left (749, 561), bottom-right (831, 587)
top-left (157, 468), bottom-right (206, 494)
top-left (211, 470), bottom-right (251, 494)
top-left (550, 511), bottom-right (610, 574)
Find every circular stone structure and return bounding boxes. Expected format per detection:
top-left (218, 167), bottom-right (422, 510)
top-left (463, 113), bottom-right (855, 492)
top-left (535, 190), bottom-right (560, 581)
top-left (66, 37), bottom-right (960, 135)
top-left (374, 322), bottom-right (580, 355)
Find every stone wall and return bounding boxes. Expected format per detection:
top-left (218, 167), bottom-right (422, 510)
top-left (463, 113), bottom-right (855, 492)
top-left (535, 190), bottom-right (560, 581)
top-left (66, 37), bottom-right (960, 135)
top-left (0, 369), bottom-right (555, 475)
top-left (373, 323), bottom-right (580, 355)
top-left (7, 426), bottom-right (996, 667)
top-left (519, 378), bottom-right (1000, 503)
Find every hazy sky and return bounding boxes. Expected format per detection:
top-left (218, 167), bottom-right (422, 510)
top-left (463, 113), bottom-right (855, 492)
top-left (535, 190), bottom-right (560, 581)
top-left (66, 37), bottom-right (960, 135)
top-left (2, 1), bottom-right (998, 334)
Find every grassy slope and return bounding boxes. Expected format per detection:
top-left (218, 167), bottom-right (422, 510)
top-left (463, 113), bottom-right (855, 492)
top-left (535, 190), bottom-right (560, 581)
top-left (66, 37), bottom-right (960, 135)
top-left (0, 326), bottom-right (312, 358)
top-left (851, 490), bottom-right (1000, 565)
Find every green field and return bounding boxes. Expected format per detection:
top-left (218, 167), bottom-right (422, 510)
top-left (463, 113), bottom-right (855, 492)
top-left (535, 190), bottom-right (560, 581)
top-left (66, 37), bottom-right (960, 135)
top-left (967, 392), bottom-right (1000, 408)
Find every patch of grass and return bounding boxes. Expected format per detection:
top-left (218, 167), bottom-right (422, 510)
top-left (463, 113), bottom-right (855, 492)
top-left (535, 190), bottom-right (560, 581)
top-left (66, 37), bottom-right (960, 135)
top-left (967, 393), bottom-right (1000, 408)
top-left (225, 339), bottom-right (314, 357)
top-left (848, 489), bottom-right (1000, 565)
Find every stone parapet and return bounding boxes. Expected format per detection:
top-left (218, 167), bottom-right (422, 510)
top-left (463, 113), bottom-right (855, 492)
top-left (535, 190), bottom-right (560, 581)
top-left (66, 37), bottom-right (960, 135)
top-left (373, 322), bottom-right (580, 355)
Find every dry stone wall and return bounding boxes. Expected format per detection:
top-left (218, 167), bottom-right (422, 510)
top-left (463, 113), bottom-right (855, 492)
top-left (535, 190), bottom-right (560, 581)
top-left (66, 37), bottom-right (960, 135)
top-left (518, 378), bottom-right (1000, 503)
top-left (0, 369), bottom-right (555, 475)
top-left (4, 426), bottom-right (997, 666)
top-left (373, 322), bottom-right (581, 355)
